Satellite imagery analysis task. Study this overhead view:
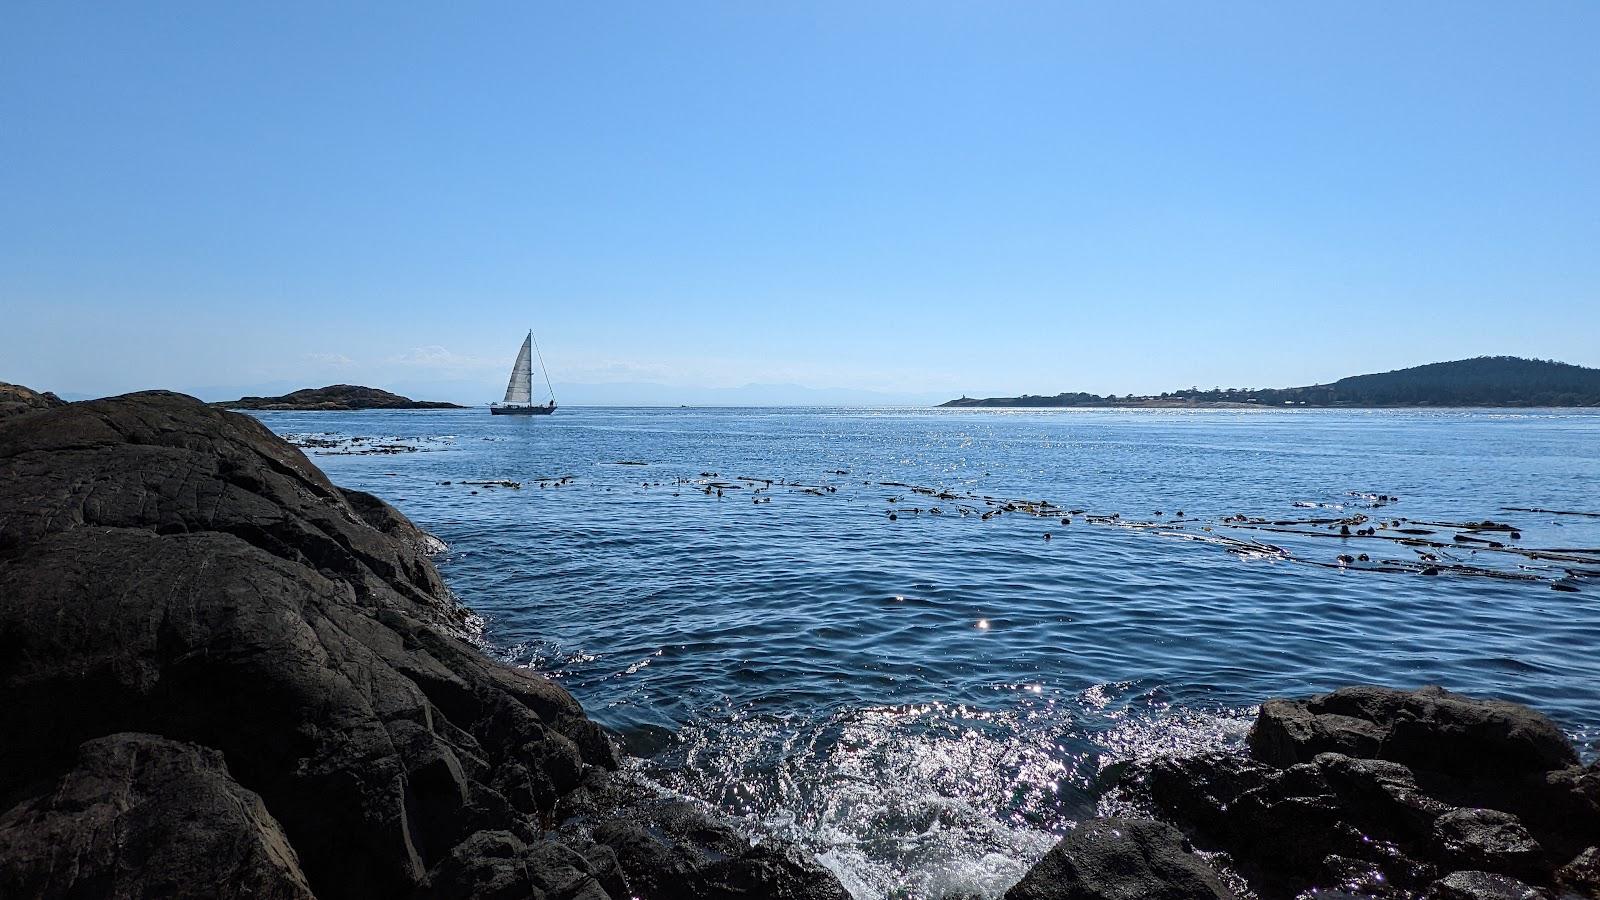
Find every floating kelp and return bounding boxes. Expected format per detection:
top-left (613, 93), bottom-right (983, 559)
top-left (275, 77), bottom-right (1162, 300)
top-left (1501, 506), bottom-right (1600, 518)
top-left (656, 473), bottom-right (1596, 592)
top-left (355, 444), bottom-right (1595, 594)
top-left (283, 432), bottom-right (457, 456)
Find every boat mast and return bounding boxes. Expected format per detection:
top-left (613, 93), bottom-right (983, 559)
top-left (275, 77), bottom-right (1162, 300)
top-left (529, 328), bottom-right (556, 403)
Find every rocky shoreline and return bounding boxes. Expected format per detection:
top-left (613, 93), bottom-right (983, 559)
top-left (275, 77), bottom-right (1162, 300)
top-left (0, 390), bottom-right (845, 899)
top-left (1, 389), bottom-right (1595, 899)
top-left (1014, 686), bottom-right (1600, 900)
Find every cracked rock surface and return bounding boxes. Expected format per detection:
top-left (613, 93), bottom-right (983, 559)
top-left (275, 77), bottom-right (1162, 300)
top-left (0, 390), bottom-right (847, 900)
top-left (1051, 685), bottom-right (1600, 899)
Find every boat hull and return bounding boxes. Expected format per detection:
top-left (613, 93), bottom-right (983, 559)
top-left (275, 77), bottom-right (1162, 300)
top-left (490, 404), bottom-right (556, 416)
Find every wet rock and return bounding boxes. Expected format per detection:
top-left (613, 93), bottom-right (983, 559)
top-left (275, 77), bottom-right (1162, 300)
top-left (0, 733), bottom-right (314, 900)
top-left (1425, 870), bottom-right (1552, 899)
top-left (423, 830), bottom-right (622, 900)
top-left (1530, 762), bottom-right (1600, 854)
top-left (1431, 809), bottom-right (1547, 881)
top-left (1005, 817), bottom-right (1234, 900)
top-left (1249, 699), bottom-right (1384, 765)
top-left (1111, 689), bottom-right (1593, 899)
top-left (1555, 846), bottom-right (1600, 897)
top-left (691, 842), bottom-right (856, 900)
top-left (1127, 751), bottom-right (1443, 891)
top-left (1133, 750), bottom-right (1275, 838)
top-left (1314, 752), bottom-right (1450, 842)
top-left (591, 796), bottom-right (850, 900)
top-left (1249, 686), bottom-right (1576, 780)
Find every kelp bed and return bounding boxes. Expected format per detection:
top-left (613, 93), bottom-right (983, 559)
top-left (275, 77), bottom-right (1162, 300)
top-left (621, 468), bottom-right (1598, 593)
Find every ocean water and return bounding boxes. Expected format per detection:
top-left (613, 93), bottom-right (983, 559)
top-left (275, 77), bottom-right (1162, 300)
top-left (251, 406), bottom-right (1600, 898)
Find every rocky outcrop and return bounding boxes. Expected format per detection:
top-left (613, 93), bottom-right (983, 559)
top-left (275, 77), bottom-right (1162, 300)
top-left (1248, 685), bottom-right (1577, 777)
top-left (1056, 685), bottom-right (1600, 899)
top-left (0, 732), bottom-right (314, 900)
top-left (0, 381), bottom-right (65, 419)
top-left (219, 384), bottom-right (466, 410)
top-left (0, 389), bottom-right (845, 899)
top-left (1004, 817), bottom-right (1234, 900)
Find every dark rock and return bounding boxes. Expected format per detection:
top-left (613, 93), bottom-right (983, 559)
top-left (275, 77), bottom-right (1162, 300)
top-left (1133, 750), bottom-right (1275, 838)
top-left (592, 795), bottom-right (850, 900)
top-left (1554, 846), bottom-right (1600, 897)
top-left (1425, 870), bottom-right (1552, 899)
top-left (1528, 763), bottom-right (1600, 859)
top-left (423, 830), bottom-right (620, 900)
top-left (1250, 688), bottom-right (1596, 871)
top-left (0, 390), bottom-right (845, 900)
top-left (1004, 817), bottom-right (1234, 900)
top-left (218, 384), bottom-right (466, 410)
top-left (1314, 752), bottom-right (1450, 842)
top-left (1104, 686), bottom-right (1592, 900)
top-left (1249, 686), bottom-right (1576, 780)
top-left (691, 842), bottom-right (855, 900)
top-left (1431, 809), bottom-right (1547, 881)
top-left (0, 732), bottom-right (314, 899)
top-left (1120, 750), bottom-right (1446, 894)
top-left (0, 380), bottom-right (65, 419)
top-left (1249, 699), bottom-right (1383, 765)
top-left (1222, 760), bottom-right (1349, 870)
top-left (1317, 854), bottom-right (1407, 898)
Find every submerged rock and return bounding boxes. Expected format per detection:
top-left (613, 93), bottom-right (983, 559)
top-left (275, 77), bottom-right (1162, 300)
top-left (0, 389), bottom-right (845, 900)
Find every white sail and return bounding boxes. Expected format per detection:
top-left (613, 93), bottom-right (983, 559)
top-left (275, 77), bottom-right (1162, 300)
top-left (502, 333), bottom-right (534, 404)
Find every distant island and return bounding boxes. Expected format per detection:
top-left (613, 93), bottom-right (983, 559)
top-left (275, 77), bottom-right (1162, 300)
top-left (217, 384), bottom-right (467, 411)
top-left (941, 356), bottom-right (1600, 409)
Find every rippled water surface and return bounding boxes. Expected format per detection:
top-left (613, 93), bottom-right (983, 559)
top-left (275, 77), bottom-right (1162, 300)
top-left (253, 406), bottom-right (1600, 898)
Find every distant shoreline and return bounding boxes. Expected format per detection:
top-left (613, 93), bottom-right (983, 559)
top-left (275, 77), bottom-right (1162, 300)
top-left (942, 355), bottom-right (1600, 409)
top-left (938, 399), bottom-right (1599, 409)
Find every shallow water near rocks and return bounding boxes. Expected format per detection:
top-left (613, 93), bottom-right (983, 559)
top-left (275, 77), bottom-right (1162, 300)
top-left (253, 406), bottom-right (1600, 898)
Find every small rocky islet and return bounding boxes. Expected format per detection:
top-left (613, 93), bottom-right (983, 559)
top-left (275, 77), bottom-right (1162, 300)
top-left (217, 383), bottom-right (468, 411)
top-left (0, 387), bottom-right (1595, 899)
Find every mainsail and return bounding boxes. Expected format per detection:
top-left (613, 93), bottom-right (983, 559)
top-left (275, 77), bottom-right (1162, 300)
top-left (502, 332), bottom-right (534, 404)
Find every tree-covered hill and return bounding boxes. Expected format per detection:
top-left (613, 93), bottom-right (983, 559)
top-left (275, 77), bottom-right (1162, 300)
top-left (942, 357), bottom-right (1600, 408)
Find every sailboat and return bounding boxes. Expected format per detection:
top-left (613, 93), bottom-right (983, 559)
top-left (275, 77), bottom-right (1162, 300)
top-left (489, 330), bottom-right (557, 415)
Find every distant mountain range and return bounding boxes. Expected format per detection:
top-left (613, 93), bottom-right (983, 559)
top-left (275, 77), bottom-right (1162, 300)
top-left (940, 357), bottom-right (1600, 408)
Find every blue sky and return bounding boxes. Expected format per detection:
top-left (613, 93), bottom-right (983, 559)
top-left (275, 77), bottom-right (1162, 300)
top-left (3, 2), bottom-right (1597, 404)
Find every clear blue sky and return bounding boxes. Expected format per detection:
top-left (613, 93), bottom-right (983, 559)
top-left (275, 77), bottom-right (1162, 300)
top-left (3, 2), bottom-right (1597, 404)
